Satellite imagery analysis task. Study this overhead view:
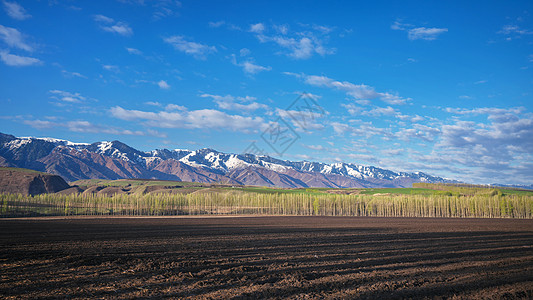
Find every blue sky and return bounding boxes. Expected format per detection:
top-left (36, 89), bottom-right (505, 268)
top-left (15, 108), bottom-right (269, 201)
top-left (1, 0), bottom-right (532, 185)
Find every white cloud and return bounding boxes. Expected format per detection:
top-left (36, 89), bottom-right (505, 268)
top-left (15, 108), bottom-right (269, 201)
top-left (288, 37), bottom-right (313, 59)
top-left (331, 122), bottom-right (352, 135)
top-left (48, 90), bottom-right (86, 103)
top-left (361, 106), bottom-right (397, 117)
top-left (0, 25), bottom-right (33, 51)
top-left (395, 124), bottom-right (441, 142)
top-left (102, 64), bottom-right (119, 72)
top-left (23, 119), bottom-right (55, 129)
top-left (137, 79), bottom-right (173, 90)
top-left (281, 71), bottom-right (301, 78)
top-left (145, 101), bottom-right (161, 107)
top-left (312, 24), bottom-right (334, 34)
top-left (209, 20), bottom-right (225, 28)
top-left (392, 20), bottom-right (448, 41)
top-left (412, 107), bottom-right (533, 184)
top-left (151, 0), bottom-right (181, 20)
top-left (411, 115), bottom-right (424, 122)
top-left (292, 154), bottom-right (312, 160)
top-left (239, 48), bottom-right (251, 56)
top-left (242, 61), bottom-right (271, 74)
top-left (61, 70), bottom-right (87, 79)
top-left (329, 103), bottom-right (533, 184)
top-left (24, 118), bottom-right (166, 138)
top-left (276, 108), bottom-right (325, 132)
top-left (303, 144), bottom-right (325, 151)
top-left (408, 27), bottom-right (448, 40)
top-left (118, 0), bottom-right (182, 20)
top-left (290, 73), bottom-right (411, 105)
top-left (340, 121), bottom-right (391, 138)
top-left (437, 116), bottom-right (533, 163)
top-left (126, 47), bottom-right (142, 55)
top-left (103, 22), bottom-right (133, 36)
top-left (251, 23), bottom-right (336, 60)
top-left (341, 103), bottom-right (362, 115)
top-left (330, 122), bottom-right (392, 138)
top-left (391, 20), bottom-right (409, 31)
top-left (445, 107), bottom-right (524, 117)
top-left (356, 99), bottom-right (372, 106)
top-left (209, 20), bottom-right (241, 31)
top-left (2, 1), bottom-right (31, 20)
top-left (382, 148), bottom-right (402, 156)
top-left (273, 24), bottom-right (289, 35)
top-left (157, 80), bottom-right (170, 89)
top-left (0, 50), bottom-right (40, 66)
top-left (93, 15), bottom-right (133, 36)
top-left (498, 25), bottom-right (532, 36)
top-left (200, 94), bottom-right (268, 112)
top-left (370, 108), bottom-right (422, 123)
top-left (230, 54), bottom-right (271, 74)
top-left (163, 35), bottom-right (216, 59)
top-left (345, 153), bottom-right (379, 164)
top-left (249, 23), bottom-right (265, 33)
top-left (380, 93), bottom-right (411, 105)
top-left (110, 106), bottom-right (268, 133)
top-left (68, 120), bottom-right (132, 134)
top-left (93, 14), bottom-right (114, 23)
top-left (165, 104), bottom-right (186, 111)
top-left (304, 75), bottom-right (377, 98)
top-left (260, 35), bottom-right (333, 59)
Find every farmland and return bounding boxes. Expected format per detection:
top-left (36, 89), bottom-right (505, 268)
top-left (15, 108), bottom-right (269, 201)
top-left (2, 181), bottom-right (532, 298)
top-left (1, 216), bottom-right (532, 299)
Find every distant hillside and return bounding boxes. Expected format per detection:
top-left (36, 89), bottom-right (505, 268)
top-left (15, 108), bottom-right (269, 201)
top-left (0, 167), bottom-right (71, 195)
top-left (0, 132), bottom-right (454, 188)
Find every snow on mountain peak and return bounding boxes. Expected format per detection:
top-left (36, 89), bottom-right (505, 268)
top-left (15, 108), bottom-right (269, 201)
top-left (6, 138), bottom-right (32, 150)
top-left (13, 136), bottom-right (89, 148)
top-left (97, 141), bottom-right (113, 153)
top-left (225, 155), bottom-right (252, 169)
top-left (0, 132), bottom-right (450, 186)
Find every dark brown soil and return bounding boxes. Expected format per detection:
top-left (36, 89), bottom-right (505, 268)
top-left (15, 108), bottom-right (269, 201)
top-left (1, 216), bottom-right (532, 299)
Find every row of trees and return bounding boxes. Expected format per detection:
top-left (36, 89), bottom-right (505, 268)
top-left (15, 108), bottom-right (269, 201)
top-left (2, 190), bottom-right (531, 218)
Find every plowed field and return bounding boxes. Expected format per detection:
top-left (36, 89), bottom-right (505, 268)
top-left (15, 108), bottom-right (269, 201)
top-left (1, 216), bottom-right (532, 299)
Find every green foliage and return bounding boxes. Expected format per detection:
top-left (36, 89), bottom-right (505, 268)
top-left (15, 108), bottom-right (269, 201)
top-left (436, 191), bottom-right (453, 196)
top-left (312, 198), bottom-right (320, 215)
top-left (0, 167), bottom-right (46, 174)
top-left (361, 188), bottom-right (434, 195)
top-left (71, 178), bottom-right (203, 189)
top-left (0, 189), bottom-right (531, 219)
top-left (413, 182), bottom-right (533, 196)
top-left (489, 189), bottom-right (503, 197)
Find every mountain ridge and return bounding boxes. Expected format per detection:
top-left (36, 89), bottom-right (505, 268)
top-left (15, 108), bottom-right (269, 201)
top-left (0, 132), bottom-right (453, 188)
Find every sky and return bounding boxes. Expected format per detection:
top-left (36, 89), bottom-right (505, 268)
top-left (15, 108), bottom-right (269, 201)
top-left (0, 0), bottom-right (532, 185)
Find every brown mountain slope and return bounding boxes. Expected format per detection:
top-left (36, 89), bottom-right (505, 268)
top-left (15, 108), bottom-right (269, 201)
top-left (0, 133), bottom-right (451, 188)
top-left (39, 147), bottom-right (151, 181)
top-left (0, 167), bottom-right (71, 195)
top-left (0, 156), bottom-right (13, 167)
top-left (151, 159), bottom-right (238, 184)
top-left (228, 166), bottom-right (308, 188)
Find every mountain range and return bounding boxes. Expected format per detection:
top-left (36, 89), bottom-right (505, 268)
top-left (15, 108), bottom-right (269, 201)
top-left (0, 132), bottom-right (451, 188)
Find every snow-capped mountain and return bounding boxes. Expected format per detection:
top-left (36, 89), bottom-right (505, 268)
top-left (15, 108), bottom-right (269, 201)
top-left (0, 132), bottom-right (450, 188)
